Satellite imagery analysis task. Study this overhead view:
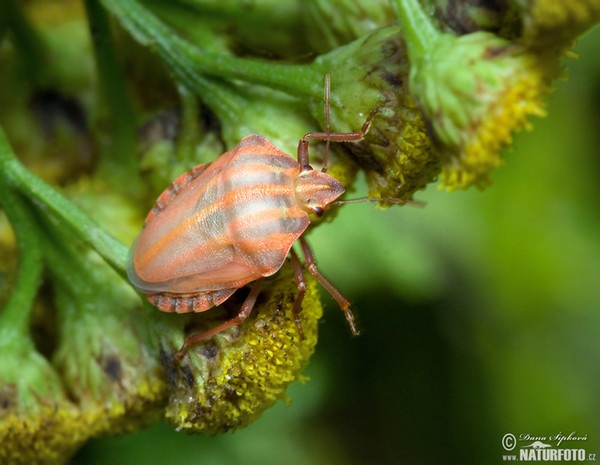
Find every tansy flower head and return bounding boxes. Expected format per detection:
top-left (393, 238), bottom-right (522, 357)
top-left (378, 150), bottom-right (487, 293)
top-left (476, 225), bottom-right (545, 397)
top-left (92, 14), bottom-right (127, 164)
top-left (164, 264), bottom-right (322, 433)
top-left (394, 0), bottom-right (552, 190)
top-left (313, 26), bottom-right (436, 200)
top-left (410, 31), bottom-right (548, 189)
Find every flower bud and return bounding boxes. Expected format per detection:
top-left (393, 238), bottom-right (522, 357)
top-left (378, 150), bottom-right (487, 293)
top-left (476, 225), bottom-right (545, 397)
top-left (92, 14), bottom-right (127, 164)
top-left (313, 26), bottom-right (436, 199)
top-left (0, 342), bottom-right (87, 465)
top-left (0, 187), bottom-right (88, 464)
top-left (516, 0), bottom-right (600, 50)
top-left (409, 31), bottom-right (548, 189)
top-left (50, 256), bottom-right (167, 435)
top-left (303, 0), bottom-right (395, 53)
top-left (164, 264), bottom-right (322, 433)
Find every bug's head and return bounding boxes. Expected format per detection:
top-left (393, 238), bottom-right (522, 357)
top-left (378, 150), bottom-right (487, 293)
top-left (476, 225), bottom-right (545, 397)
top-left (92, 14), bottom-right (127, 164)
top-left (294, 168), bottom-right (345, 217)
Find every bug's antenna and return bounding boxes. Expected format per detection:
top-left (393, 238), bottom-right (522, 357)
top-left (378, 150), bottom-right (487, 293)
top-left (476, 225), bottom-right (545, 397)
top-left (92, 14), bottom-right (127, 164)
top-left (329, 197), bottom-right (426, 208)
top-left (322, 74), bottom-right (331, 173)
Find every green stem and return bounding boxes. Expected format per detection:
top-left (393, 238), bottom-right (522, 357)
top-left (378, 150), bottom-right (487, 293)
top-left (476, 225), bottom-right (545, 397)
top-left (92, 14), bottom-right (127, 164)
top-left (392, 0), bottom-right (440, 60)
top-left (0, 0), bottom-right (46, 83)
top-left (84, 0), bottom-right (142, 194)
top-left (0, 127), bottom-right (129, 276)
top-left (0, 187), bottom-right (43, 342)
top-left (100, 0), bottom-right (322, 98)
top-left (174, 83), bottom-right (202, 166)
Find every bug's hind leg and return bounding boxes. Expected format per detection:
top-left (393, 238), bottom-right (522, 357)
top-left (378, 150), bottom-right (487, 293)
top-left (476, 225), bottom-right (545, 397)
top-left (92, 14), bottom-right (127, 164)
top-left (173, 280), bottom-right (264, 363)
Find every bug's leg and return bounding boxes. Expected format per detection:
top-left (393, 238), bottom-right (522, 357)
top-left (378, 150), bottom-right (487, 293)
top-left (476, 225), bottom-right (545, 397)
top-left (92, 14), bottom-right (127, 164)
top-left (298, 237), bottom-right (359, 335)
top-left (297, 105), bottom-right (379, 172)
top-left (289, 247), bottom-right (307, 340)
top-left (322, 74), bottom-right (331, 171)
top-left (173, 280), bottom-right (264, 363)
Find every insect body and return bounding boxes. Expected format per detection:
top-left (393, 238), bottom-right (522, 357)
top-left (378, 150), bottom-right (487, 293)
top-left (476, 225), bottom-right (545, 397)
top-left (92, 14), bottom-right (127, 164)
top-left (128, 134), bottom-right (344, 312)
top-left (127, 77), bottom-right (375, 359)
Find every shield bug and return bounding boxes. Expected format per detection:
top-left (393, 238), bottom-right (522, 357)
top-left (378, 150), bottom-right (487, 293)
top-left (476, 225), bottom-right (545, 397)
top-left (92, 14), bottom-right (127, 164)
top-left (127, 76), bottom-right (399, 360)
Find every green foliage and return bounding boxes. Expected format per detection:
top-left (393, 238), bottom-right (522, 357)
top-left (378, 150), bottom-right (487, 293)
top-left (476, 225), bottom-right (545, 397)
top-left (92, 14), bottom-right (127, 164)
top-left (0, 0), bottom-right (599, 463)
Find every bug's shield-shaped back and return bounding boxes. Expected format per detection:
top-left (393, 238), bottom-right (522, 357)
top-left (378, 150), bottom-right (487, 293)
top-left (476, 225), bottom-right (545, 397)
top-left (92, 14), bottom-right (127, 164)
top-left (127, 134), bottom-right (317, 313)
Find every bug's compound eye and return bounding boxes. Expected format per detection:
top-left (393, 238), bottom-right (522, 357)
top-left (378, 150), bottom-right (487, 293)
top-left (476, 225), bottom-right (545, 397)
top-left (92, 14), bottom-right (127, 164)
top-left (312, 206), bottom-right (325, 217)
top-left (301, 164), bottom-right (314, 173)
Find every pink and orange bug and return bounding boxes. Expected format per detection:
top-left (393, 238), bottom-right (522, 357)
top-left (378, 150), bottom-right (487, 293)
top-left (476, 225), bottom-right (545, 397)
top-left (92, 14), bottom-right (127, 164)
top-left (127, 76), bottom-right (393, 360)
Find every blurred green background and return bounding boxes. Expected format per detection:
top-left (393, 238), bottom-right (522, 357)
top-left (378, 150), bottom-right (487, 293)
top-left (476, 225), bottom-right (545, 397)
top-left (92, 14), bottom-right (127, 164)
top-left (72, 23), bottom-right (600, 465)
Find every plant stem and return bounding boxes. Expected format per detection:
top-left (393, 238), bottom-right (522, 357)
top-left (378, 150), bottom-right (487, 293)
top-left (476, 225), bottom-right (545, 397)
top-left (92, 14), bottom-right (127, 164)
top-left (100, 0), bottom-right (323, 98)
top-left (0, 0), bottom-right (46, 83)
top-left (84, 0), bottom-right (143, 194)
top-left (0, 127), bottom-right (129, 275)
top-left (0, 187), bottom-right (43, 342)
top-left (392, 0), bottom-right (439, 60)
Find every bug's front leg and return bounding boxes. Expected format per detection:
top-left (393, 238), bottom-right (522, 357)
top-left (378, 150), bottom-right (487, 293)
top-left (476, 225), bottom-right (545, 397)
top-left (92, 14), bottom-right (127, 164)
top-left (298, 237), bottom-right (359, 336)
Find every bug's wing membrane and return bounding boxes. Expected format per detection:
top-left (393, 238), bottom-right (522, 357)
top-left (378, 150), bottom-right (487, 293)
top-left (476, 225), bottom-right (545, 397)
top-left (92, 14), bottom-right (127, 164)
top-left (128, 148), bottom-right (245, 292)
top-left (128, 231), bottom-right (263, 294)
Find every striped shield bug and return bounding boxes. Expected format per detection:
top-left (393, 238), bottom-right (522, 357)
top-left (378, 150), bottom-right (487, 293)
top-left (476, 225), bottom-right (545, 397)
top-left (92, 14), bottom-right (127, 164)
top-left (127, 76), bottom-right (402, 360)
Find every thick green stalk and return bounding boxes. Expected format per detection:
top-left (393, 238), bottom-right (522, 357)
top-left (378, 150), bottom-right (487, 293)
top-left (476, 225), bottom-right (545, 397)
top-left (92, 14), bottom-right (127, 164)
top-left (84, 0), bottom-right (142, 194)
top-left (100, 0), bottom-right (323, 98)
top-left (0, 187), bottom-right (43, 342)
top-left (0, 0), bottom-right (46, 82)
top-left (392, 0), bottom-right (440, 59)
